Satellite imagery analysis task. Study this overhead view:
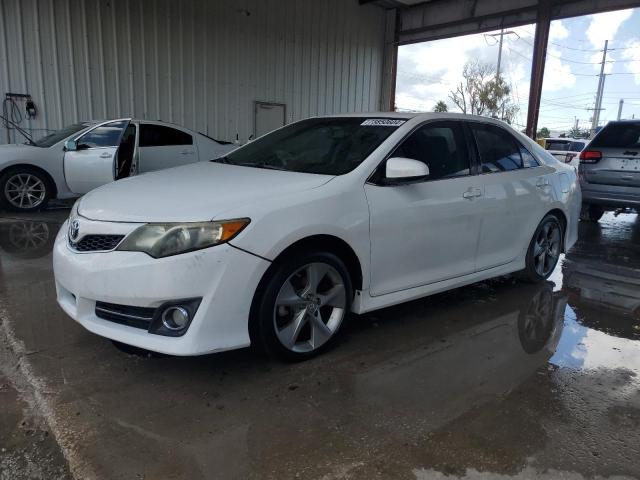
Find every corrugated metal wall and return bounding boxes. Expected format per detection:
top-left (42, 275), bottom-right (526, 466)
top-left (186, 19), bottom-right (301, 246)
top-left (0, 0), bottom-right (389, 144)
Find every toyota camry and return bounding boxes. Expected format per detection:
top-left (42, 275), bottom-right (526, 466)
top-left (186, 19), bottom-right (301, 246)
top-left (53, 113), bottom-right (580, 360)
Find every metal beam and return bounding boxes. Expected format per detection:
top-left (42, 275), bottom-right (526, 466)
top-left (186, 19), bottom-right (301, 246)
top-left (397, 0), bottom-right (640, 45)
top-left (525, 0), bottom-right (551, 139)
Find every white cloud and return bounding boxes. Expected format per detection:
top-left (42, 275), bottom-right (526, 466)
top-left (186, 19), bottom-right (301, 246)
top-left (549, 21), bottom-right (569, 42)
top-left (585, 9), bottom-right (634, 48)
top-left (621, 39), bottom-right (640, 85)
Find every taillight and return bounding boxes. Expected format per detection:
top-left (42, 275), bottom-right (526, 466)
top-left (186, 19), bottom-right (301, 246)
top-left (579, 150), bottom-right (602, 163)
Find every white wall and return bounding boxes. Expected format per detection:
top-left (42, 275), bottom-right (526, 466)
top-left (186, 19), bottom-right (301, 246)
top-left (0, 0), bottom-right (389, 144)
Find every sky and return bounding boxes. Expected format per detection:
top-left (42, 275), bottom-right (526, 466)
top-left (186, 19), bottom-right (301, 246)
top-left (395, 7), bottom-right (640, 135)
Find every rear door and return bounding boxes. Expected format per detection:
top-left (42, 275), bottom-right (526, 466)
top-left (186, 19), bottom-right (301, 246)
top-left (469, 122), bottom-right (554, 271)
top-left (583, 122), bottom-right (640, 189)
top-left (138, 123), bottom-right (198, 173)
top-left (63, 120), bottom-right (128, 194)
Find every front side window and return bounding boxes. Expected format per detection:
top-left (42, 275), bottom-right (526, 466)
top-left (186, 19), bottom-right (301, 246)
top-left (77, 121), bottom-right (128, 149)
top-left (471, 124), bottom-right (523, 173)
top-left (139, 124), bottom-right (193, 147)
top-left (221, 117), bottom-right (404, 175)
top-left (391, 122), bottom-right (470, 180)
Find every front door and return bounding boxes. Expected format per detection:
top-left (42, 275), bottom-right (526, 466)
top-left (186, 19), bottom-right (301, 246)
top-left (64, 120), bottom-right (129, 194)
top-left (365, 121), bottom-right (484, 296)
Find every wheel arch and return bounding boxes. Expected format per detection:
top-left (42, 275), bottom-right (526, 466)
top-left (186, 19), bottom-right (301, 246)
top-left (0, 163), bottom-right (59, 199)
top-left (266, 234), bottom-right (363, 291)
top-left (547, 207), bottom-right (568, 252)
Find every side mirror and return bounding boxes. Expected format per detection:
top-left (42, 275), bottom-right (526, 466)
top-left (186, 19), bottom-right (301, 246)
top-left (63, 139), bottom-right (77, 152)
top-left (384, 157), bottom-right (429, 184)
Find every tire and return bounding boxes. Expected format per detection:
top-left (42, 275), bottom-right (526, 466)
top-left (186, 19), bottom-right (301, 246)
top-left (250, 250), bottom-right (353, 361)
top-left (0, 167), bottom-right (52, 212)
top-left (518, 214), bottom-right (564, 283)
top-left (580, 204), bottom-right (604, 222)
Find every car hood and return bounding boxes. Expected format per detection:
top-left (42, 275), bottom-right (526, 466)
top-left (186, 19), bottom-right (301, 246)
top-left (78, 162), bottom-right (335, 222)
top-left (0, 143), bottom-right (37, 158)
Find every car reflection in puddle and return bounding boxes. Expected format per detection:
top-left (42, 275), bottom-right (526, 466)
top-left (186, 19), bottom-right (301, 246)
top-left (0, 219), bottom-right (56, 260)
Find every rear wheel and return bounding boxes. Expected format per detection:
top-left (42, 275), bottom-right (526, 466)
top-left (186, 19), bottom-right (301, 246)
top-left (0, 167), bottom-right (51, 212)
top-left (580, 204), bottom-right (604, 222)
top-left (251, 251), bottom-right (352, 361)
top-left (519, 214), bottom-right (563, 283)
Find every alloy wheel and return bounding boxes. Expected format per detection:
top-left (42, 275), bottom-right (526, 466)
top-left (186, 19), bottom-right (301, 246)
top-left (4, 173), bottom-right (46, 209)
top-left (273, 262), bottom-right (347, 353)
top-left (533, 222), bottom-right (561, 277)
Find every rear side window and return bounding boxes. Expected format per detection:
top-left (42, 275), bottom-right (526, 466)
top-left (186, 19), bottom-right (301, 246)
top-left (77, 121), bottom-right (128, 148)
top-left (471, 124), bottom-right (523, 172)
top-left (590, 123), bottom-right (640, 149)
top-left (392, 122), bottom-right (470, 181)
top-left (139, 124), bottom-right (193, 147)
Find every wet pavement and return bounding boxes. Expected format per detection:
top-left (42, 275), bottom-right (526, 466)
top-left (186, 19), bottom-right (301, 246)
top-left (0, 209), bottom-right (639, 479)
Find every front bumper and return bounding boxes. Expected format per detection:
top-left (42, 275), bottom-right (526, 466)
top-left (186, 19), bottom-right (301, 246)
top-left (53, 220), bottom-right (271, 355)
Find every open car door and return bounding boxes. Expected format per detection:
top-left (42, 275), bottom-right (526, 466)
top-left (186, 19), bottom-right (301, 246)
top-left (63, 120), bottom-right (129, 194)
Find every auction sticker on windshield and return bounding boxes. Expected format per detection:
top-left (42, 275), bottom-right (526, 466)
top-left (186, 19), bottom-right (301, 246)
top-left (361, 119), bottom-right (406, 127)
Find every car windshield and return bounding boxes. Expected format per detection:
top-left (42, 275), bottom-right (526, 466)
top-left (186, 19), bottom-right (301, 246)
top-left (33, 123), bottom-right (93, 148)
top-left (218, 117), bottom-right (405, 175)
top-left (590, 123), bottom-right (640, 149)
top-left (545, 140), bottom-right (571, 151)
top-left (569, 141), bottom-right (586, 151)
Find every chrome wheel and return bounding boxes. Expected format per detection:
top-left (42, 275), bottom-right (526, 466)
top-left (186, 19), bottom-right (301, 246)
top-left (533, 221), bottom-right (561, 277)
top-left (4, 173), bottom-right (47, 209)
top-left (273, 262), bottom-right (347, 353)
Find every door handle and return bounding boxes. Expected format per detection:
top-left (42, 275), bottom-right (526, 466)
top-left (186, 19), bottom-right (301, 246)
top-left (536, 177), bottom-right (549, 188)
top-left (100, 152), bottom-right (112, 159)
top-left (180, 150), bottom-right (194, 155)
top-left (462, 188), bottom-right (482, 199)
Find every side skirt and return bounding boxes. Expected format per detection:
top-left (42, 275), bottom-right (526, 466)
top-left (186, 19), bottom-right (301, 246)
top-left (351, 257), bottom-right (526, 315)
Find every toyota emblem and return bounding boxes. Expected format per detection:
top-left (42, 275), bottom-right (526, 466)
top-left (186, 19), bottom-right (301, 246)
top-left (69, 220), bottom-right (80, 241)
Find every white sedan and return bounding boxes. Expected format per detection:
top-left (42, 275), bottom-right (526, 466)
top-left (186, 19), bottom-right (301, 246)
top-left (0, 119), bottom-right (235, 211)
top-left (53, 113), bottom-right (580, 360)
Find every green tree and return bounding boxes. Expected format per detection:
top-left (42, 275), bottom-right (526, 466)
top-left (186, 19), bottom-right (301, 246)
top-left (448, 60), bottom-right (519, 124)
top-left (537, 127), bottom-right (550, 138)
top-left (433, 100), bottom-right (448, 112)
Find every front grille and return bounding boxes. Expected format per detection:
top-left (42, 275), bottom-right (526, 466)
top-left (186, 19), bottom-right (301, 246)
top-left (95, 301), bottom-right (156, 330)
top-left (70, 234), bottom-right (124, 252)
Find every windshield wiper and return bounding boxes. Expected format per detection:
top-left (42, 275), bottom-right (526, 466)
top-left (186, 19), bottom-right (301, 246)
top-left (247, 163), bottom-right (288, 171)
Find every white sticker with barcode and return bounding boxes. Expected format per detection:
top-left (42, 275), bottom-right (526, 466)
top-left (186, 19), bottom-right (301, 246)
top-left (361, 119), bottom-right (406, 127)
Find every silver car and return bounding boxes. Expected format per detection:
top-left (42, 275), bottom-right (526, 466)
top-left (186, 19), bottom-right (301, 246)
top-left (579, 120), bottom-right (640, 221)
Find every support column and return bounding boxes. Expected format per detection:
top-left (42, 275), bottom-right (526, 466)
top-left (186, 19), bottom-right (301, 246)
top-left (525, 0), bottom-right (551, 139)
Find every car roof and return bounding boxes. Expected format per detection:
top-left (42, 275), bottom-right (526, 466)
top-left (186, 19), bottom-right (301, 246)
top-left (312, 111), bottom-right (523, 127)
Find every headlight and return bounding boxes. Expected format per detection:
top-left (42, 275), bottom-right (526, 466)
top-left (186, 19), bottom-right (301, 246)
top-left (117, 219), bottom-right (250, 258)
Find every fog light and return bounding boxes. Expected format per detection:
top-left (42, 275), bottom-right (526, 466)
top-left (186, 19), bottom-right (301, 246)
top-left (162, 306), bottom-right (190, 331)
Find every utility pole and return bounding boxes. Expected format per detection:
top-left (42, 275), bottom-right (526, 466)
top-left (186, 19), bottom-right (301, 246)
top-left (591, 40), bottom-right (608, 133)
top-left (496, 29), bottom-right (504, 80)
top-left (485, 29), bottom-right (518, 81)
top-left (617, 99), bottom-right (624, 120)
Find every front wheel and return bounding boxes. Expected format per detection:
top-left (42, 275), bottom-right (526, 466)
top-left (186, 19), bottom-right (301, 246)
top-left (0, 168), bottom-right (51, 212)
top-left (250, 251), bottom-right (353, 361)
top-left (519, 214), bottom-right (563, 283)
